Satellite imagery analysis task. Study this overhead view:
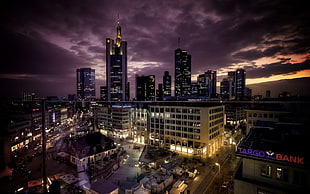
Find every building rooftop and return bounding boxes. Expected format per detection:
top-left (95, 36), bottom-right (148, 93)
top-left (66, 132), bottom-right (115, 158)
top-left (236, 122), bottom-right (309, 168)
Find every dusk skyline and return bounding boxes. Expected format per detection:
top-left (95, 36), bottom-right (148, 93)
top-left (1, 0), bottom-right (310, 99)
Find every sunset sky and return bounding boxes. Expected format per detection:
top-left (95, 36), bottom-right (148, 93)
top-left (1, 0), bottom-right (309, 99)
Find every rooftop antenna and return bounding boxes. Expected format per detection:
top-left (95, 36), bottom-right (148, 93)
top-left (178, 37), bottom-right (181, 48)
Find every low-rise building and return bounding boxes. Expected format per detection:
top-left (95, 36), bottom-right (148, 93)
top-left (149, 103), bottom-right (225, 157)
top-left (234, 122), bottom-right (310, 194)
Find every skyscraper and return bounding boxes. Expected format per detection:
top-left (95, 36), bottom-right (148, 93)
top-left (100, 86), bottom-right (107, 101)
top-left (197, 70), bottom-right (217, 99)
top-left (76, 68), bottom-right (95, 101)
top-left (106, 19), bottom-right (128, 101)
top-left (156, 83), bottom-right (164, 101)
top-left (220, 78), bottom-right (230, 100)
top-left (175, 48), bottom-right (191, 97)
top-left (220, 71), bottom-right (235, 100)
top-left (136, 75), bottom-right (155, 101)
top-left (163, 71), bottom-right (171, 97)
top-left (228, 71), bottom-right (236, 99)
top-left (236, 69), bottom-right (246, 100)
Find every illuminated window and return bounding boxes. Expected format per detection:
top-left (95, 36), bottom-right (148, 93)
top-left (257, 189), bottom-right (273, 194)
top-left (276, 167), bottom-right (288, 181)
top-left (261, 164), bottom-right (272, 177)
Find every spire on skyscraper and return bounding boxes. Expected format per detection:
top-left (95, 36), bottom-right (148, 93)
top-left (116, 14), bottom-right (122, 47)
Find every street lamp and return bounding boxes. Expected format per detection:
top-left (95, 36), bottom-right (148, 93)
top-left (215, 162), bottom-right (221, 174)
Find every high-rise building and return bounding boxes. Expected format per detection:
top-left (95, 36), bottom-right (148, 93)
top-left (106, 19), bottom-right (128, 101)
top-left (163, 71), bottom-right (172, 97)
top-left (22, 91), bottom-right (35, 101)
top-left (220, 72), bottom-right (236, 100)
top-left (100, 86), bottom-right (107, 101)
top-left (191, 82), bottom-right (199, 97)
top-left (228, 71), bottom-right (236, 99)
top-left (220, 78), bottom-right (230, 100)
top-left (76, 68), bottom-right (95, 101)
top-left (156, 83), bottom-right (164, 101)
top-left (136, 75), bottom-right (155, 101)
top-left (175, 48), bottom-right (191, 97)
top-left (197, 70), bottom-right (217, 99)
top-left (236, 69), bottom-right (246, 100)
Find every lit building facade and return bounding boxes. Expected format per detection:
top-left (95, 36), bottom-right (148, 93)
top-left (76, 68), bottom-right (96, 101)
top-left (131, 104), bottom-right (148, 144)
top-left (136, 75), bottom-right (156, 101)
top-left (197, 70), bottom-right (217, 99)
top-left (100, 86), bottom-right (107, 101)
top-left (163, 71), bottom-right (172, 97)
top-left (96, 103), bottom-right (132, 139)
top-left (106, 20), bottom-right (128, 101)
top-left (148, 104), bottom-right (225, 157)
top-left (22, 91), bottom-right (35, 101)
top-left (175, 48), bottom-right (191, 97)
top-left (236, 69), bottom-right (246, 100)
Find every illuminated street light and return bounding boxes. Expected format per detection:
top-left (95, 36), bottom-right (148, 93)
top-left (215, 162), bottom-right (221, 174)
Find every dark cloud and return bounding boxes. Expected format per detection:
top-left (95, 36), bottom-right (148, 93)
top-left (248, 77), bottom-right (310, 98)
top-left (88, 46), bottom-right (104, 54)
top-left (247, 60), bottom-right (310, 79)
top-left (0, 0), bottom-right (309, 98)
top-left (1, 28), bottom-right (87, 75)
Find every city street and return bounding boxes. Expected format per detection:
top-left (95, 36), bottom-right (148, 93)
top-left (185, 144), bottom-right (238, 194)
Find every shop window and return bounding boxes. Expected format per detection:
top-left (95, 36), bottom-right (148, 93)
top-left (257, 189), bottom-right (273, 194)
top-left (261, 164), bottom-right (272, 177)
top-left (276, 167), bottom-right (288, 181)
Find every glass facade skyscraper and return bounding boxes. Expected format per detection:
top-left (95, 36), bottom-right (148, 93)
top-left (106, 20), bottom-right (128, 101)
top-left (76, 68), bottom-right (95, 101)
top-left (236, 69), bottom-right (246, 100)
top-left (163, 71), bottom-right (172, 97)
top-left (136, 75), bottom-right (155, 101)
top-left (175, 48), bottom-right (191, 97)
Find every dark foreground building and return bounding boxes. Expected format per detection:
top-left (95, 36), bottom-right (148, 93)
top-left (234, 122), bottom-right (310, 194)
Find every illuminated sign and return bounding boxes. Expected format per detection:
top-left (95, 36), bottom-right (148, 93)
top-left (237, 147), bottom-right (304, 165)
top-left (112, 105), bottom-right (131, 108)
top-left (52, 112), bottom-right (55, 123)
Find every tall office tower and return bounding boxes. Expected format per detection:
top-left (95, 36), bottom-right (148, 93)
top-left (106, 19), bottom-right (128, 101)
top-left (136, 75), bottom-right (155, 101)
top-left (206, 70), bottom-right (217, 98)
top-left (191, 82), bottom-right (199, 97)
top-left (100, 86), bottom-right (107, 101)
top-left (197, 70), bottom-right (217, 99)
top-left (163, 71), bottom-right (172, 97)
top-left (156, 83), bottom-right (164, 101)
top-left (175, 48), bottom-right (191, 97)
top-left (235, 69), bottom-right (246, 100)
top-left (220, 71), bottom-right (236, 100)
top-left (228, 71), bottom-right (236, 99)
top-left (197, 73), bottom-right (210, 98)
top-left (220, 78), bottom-right (230, 100)
top-left (76, 68), bottom-right (95, 101)
top-left (22, 91), bottom-right (35, 101)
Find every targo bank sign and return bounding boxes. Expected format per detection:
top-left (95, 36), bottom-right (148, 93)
top-left (237, 147), bottom-right (305, 165)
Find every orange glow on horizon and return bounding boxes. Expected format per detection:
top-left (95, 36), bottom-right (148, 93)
top-left (247, 69), bottom-right (310, 85)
